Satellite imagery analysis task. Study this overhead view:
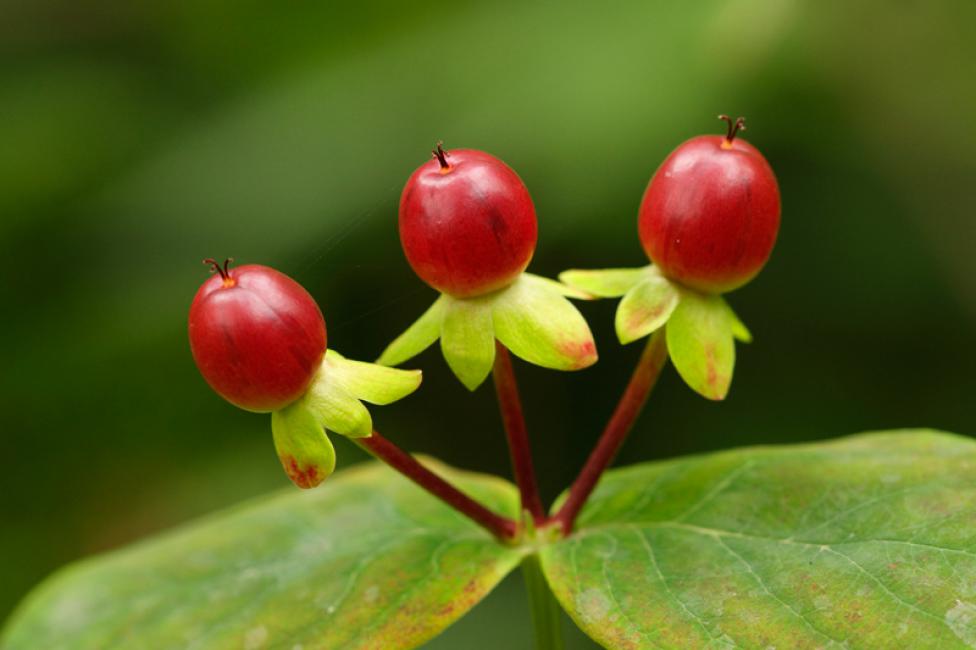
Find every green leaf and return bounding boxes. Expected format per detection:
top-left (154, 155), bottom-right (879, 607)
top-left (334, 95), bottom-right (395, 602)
top-left (324, 349), bottom-right (422, 405)
top-left (541, 430), bottom-right (976, 650)
top-left (271, 403), bottom-right (336, 489)
top-left (615, 275), bottom-right (680, 344)
top-left (440, 296), bottom-right (496, 391)
top-left (559, 267), bottom-right (651, 298)
top-left (3, 460), bottom-right (524, 650)
top-left (666, 289), bottom-right (735, 400)
top-left (721, 297), bottom-right (753, 344)
top-left (377, 294), bottom-right (449, 367)
top-left (492, 274), bottom-right (598, 371)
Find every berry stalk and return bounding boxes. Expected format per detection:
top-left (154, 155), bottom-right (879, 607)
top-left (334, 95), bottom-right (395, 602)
top-left (492, 342), bottom-right (546, 524)
top-left (552, 329), bottom-right (669, 534)
top-left (356, 430), bottom-right (518, 541)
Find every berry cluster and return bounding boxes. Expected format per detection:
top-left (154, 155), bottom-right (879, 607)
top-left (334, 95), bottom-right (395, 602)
top-left (188, 116), bottom-right (780, 538)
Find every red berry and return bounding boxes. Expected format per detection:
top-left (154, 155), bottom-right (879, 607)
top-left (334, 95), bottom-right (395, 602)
top-left (399, 145), bottom-right (538, 298)
top-left (638, 116), bottom-right (780, 294)
top-left (188, 260), bottom-right (327, 413)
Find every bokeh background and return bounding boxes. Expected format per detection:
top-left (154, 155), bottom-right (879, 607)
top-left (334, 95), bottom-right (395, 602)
top-left (2, 0), bottom-right (975, 646)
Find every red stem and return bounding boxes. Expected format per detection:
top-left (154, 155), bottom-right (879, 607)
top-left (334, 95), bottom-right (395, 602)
top-left (492, 343), bottom-right (546, 524)
top-left (552, 330), bottom-right (669, 534)
top-left (356, 430), bottom-right (518, 541)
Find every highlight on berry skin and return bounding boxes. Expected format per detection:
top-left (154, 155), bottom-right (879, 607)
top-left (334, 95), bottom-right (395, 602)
top-left (560, 115), bottom-right (779, 401)
top-left (380, 142), bottom-right (598, 391)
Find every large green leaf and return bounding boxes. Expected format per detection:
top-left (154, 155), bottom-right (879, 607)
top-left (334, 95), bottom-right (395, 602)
top-left (3, 460), bottom-right (523, 650)
top-left (541, 430), bottom-right (976, 649)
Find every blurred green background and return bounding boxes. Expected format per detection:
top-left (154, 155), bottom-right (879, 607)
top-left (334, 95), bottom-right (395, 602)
top-left (2, 0), bottom-right (975, 646)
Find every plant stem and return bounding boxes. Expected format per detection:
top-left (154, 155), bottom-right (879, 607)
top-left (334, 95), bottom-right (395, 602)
top-left (552, 329), bottom-right (669, 534)
top-left (521, 554), bottom-right (565, 650)
top-left (493, 342), bottom-right (546, 524)
top-left (356, 431), bottom-right (518, 541)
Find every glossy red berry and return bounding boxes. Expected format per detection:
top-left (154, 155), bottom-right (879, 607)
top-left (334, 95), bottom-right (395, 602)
top-left (638, 116), bottom-right (781, 294)
top-left (399, 144), bottom-right (538, 298)
top-left (188, 260), bottom-right (327, 413)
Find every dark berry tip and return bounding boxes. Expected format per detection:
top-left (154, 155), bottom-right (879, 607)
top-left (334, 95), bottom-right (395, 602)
top-left (718, 114), bottom-right (746, 144)
top-left (432, 141), bottom-right (451, 170)
top-left (203, 257), bottom-right (234, 283)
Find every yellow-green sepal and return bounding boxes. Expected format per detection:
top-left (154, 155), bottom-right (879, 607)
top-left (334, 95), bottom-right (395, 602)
top-left (558, 266), bottom-right (650, 297)
top-left (376, 295), bottom-right (449, 367)
top-left (615, 273), bottom-right (680, 344)
top-left (561, 263), bottom-right (754, 400)
top-left (722, 297), bottom-right (753, 343)
top-left (324, 350), bottom-right (423, 406)
top-left (441, 297), bottom-right (496, 391)
top-left (379, 273), bottom-right (597, 391)
top-left (271, 349), bottom-right (422, 488)
top-left (491, 274), bottom-right (597, 372)
top-left (665, 289), bottom-right (736, 401)
top-left (271, 404), bottom-right (336, 489)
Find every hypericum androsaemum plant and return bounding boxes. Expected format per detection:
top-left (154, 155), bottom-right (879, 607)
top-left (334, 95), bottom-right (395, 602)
top-left (6, 120), bottom-right (976, 650)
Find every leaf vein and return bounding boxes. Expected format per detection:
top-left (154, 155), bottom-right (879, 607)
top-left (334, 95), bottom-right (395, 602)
top-left (673, 460), bottom-right (756, 523)
top-left (631, 525), bottom-right (724, 646)
top-left (713, 535), bottom-right (845, 646)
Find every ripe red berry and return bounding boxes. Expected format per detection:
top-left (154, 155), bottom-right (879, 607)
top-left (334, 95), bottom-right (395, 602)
top-left (638, 116), bottom-right (781, 294)
top-left (399, 144), bottom-right (538, 298)
top-left (188, 260), bottom-right (327, 413)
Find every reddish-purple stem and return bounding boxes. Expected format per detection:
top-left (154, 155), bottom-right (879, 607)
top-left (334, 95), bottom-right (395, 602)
top-left (492, 343), bottom-right (546, 524)
top-left (356, 430), bottom-right (518, 541)
top-left (552, 330), bottom-right (669, 534)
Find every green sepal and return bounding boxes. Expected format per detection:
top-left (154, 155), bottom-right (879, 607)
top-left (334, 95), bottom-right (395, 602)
top-left (666, 289), bottom-right (736, 400)
top-left (523, 272), bottom-right (594, 300)
top-left (271, 403), bottom-right (336, 489)
top-left (492, 274), bottom-right (597, 372)
top-left (378, 273), bottom-right (598, 391)
top-left (558, 266), bottom-right (651, 297)
top-left (301, 349), bottom-right (422, 440)
top-left (615, 274), bottom-right (680, 344)
top-left (325, 349), bottom-right (422, 405)
top-left (304, 369), bottom-right (373, 438)
top-left (722, 297), bottom-right (753, 343)
top-left (441, 296), bottom-right (496, 391)
top-left (376, 294), bottom-right (449, 367)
